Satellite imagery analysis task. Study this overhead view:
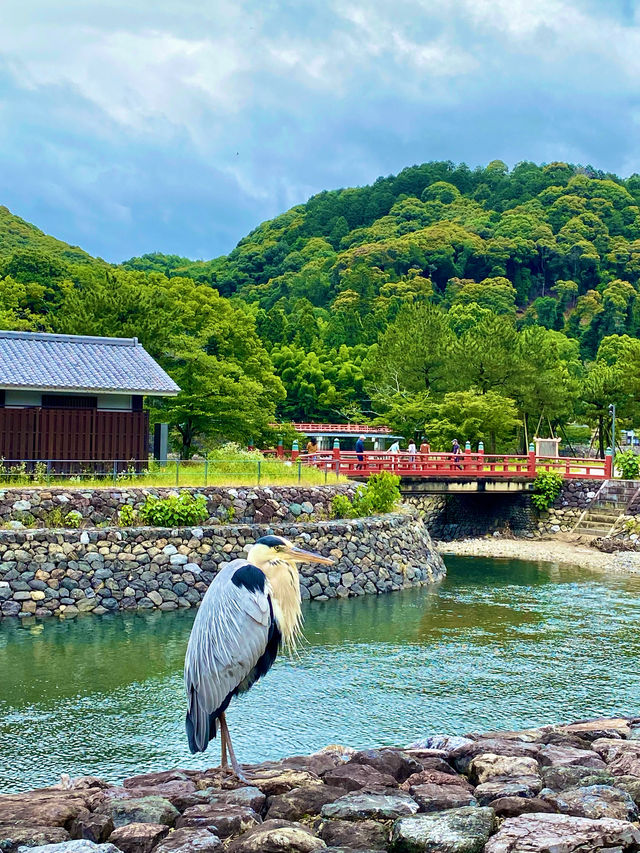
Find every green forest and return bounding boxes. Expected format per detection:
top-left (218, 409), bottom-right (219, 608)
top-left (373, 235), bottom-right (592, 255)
top-left (3, 159), bottom-right (640, 457)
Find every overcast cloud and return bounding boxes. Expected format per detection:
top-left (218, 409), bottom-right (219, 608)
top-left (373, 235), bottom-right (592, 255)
top-left (1, 0), bottom-right (639, 261)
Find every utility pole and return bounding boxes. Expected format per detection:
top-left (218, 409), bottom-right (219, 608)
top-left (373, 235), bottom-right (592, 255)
top-left (609, 403), bottom-right (616, 472)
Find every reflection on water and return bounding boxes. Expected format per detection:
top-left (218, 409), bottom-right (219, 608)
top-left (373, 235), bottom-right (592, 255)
top-left (1, 555), bottom-right (640, 792)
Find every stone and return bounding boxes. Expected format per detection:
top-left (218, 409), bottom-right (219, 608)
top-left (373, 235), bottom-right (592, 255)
top-left (468, 753), bottom-right (540, 785)
top-left (323, 764), bottom-right (397, 791)
top-left (0, 793), bottom-right (89, 827)
top-left (97, 796), bottom-right (179, 828)
top-left (541, 784), bottom-right (638, 822)
top-left (206, 787), bottom-right (266, 815)
top-left (321, 792), bottom-right (419, 821)
top-left (227, 820), bottom-right (323, 852)
top-left (484, 812), bottom-right (640, 853)
top-left (175, 804), bottom-right (260, 838)
top-left (247, 769), bottom-right (322, 796)
top-left (615, 775), bottom-right (640, 806)
top-left (15, 844), bottom-right (119, 853)
top-left (410, 784), bottom-right (477, 812)
top-left (347, 750), bottom-right (421, 782)
top-left (401, 771), bottom-right (472, 792)
top-left (390, 806), bottom-right (496, 853)
top-left (448, 739), bottom-right (539, 774)
top-left (107, 822), bottom-right (169, 853)
top-left (537, 744), bottom-right (606, 769)
top-left (320, 818), bottom-right (387, 849)
top-left (0, 825), bottom-right (70, 852)
top-left (541, 765), bottom-right (614, 791)
top-left (152, 828), bottom-right (222, 853)
top-left (491, 796), bottom-right (556, 818)
top-left (266, 786), bottom-right (346, 821)
top-left (558, 718), bottom-right (632, 742)
top-left (71, 813), bottom-right (114, 844)
top-left (473, 778), bottom-right (543, 805)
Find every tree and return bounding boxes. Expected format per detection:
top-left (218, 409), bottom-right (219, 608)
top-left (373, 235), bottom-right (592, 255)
top-left (424, 390), bottom-right (519, 452)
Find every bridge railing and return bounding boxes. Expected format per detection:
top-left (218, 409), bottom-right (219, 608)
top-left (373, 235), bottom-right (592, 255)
top-left (298, 451), bottom-right (610, 480)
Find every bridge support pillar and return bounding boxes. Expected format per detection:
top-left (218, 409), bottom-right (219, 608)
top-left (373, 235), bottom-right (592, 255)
top-left (528, 442), bottom-right (536, 476)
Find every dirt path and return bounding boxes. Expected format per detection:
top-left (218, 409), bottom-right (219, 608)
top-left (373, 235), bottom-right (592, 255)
top-left (437, 536), bottom-right (640, 573)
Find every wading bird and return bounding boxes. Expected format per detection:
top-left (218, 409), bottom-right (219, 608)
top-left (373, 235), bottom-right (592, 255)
top-left (184, 535), bottom-right (333, 779)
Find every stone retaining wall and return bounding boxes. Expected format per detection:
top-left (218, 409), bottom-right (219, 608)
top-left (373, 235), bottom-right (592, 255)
top-left (0, 485), bottom-right (357, 528)
top-left (0, 510), bottom-right (445, 620)
top-left (535, 479), bottom-right (601, 536)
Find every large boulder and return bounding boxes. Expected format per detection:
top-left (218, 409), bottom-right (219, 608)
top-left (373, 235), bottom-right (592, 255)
top-left (537, 745), bottom-right (606, 769)
top-left (556, 718), bottom-right (633, 742)
top-left (321, 792), bottom-right (419, 822)
top-left (266, 786), bottom-right (346, 821)
top-left (473, 778), bottom-right (543, 805)
top-left (0, 793), bottom-right (90, 828)
top-left (175, 804), bottom-right (260, 838)
top-left (347, 750), bottom-right (422, 782)
top-left (468, 754), bottom-right (540, 785)
top-left (70, 814), bottom-right (114, 844)
top-left (540, 785), bottom-right (638, 822)
top-left (152, 828), bottom-right (222, 853)
top-left (448, 740), bottom-right (539, 774)
top-left (15, 843), bottom-right (119, 853)
top-left (491, 796), bottom-right (555, 818)
top-left (319, 818), bottom-right (387, 849)
top-left (390, 806), bottom-right (496, 853)
top-left (323, 765), bottom-right (396, 792)
top-left (401, 771), bottom-right (472, 793)
top-left (541, 765), bottom-right (614, 791)
top-left (409, 784), bottom-right (477, 812)
top-left (97, 798), bottom-right (178, 829)
top-left (226, 820), bottom-right (323, 853)
top-left (246, 769), bottom-right (322, 796)
top-left (484, 812), bottom-right (640, 852)
top-left (0, 825), bottom-right (70, 852)
top-left (107, 823), bottom-right (168, 853)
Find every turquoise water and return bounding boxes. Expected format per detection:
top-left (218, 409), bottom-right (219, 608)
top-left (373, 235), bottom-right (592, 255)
top-left (1, 555), bottom-right (639, 792)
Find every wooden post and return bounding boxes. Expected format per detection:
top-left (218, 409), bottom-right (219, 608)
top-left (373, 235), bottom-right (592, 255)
top-left (528, 442), bottom-right (536, 477)
top-left (332, 439), bottom-right (340, 477)
top-left (248, 438), bottom-right (254, 451)
top-left (464, 441), bottom-right (471, 472)
top-left (291, 440), bottom-right (299, 461)
top-left (605, 447), bottom-right (613, 479)
top-left (478, 441), bottom-right (484, 473)
top-left (277, 438), bottom-right (284, 460)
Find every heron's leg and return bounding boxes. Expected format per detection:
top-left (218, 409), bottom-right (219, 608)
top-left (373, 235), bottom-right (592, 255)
top-left (220, 719), bottom-right (229, 770)
top-left (219, 712), bottom-right (248, 783)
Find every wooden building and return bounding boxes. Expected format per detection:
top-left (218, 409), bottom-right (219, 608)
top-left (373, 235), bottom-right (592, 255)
top-left (0, 331), bottom-right (179, 461)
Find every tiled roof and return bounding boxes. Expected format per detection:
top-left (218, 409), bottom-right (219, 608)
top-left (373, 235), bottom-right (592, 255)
top-left (0, 331), bottom-right (180, 395)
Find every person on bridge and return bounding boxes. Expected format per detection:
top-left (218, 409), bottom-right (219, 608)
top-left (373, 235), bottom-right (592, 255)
top-left (355, 435), bottom-right (365, 469)
top-left (306, 436), bottom-right (318, 460)
top-left (452, 438), bottom-right (463, 470)
top-left (407, 439), bottom-right (417, 466)
top-left (420, 439), bottom-right (430, 454)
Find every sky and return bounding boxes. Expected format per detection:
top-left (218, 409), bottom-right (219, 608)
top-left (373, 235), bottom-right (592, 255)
top-left (2, 0), bottom-right (640, 263)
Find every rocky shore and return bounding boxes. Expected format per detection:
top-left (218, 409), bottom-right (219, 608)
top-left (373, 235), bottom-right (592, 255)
top-left (3, 717), bottom-right (640, 852)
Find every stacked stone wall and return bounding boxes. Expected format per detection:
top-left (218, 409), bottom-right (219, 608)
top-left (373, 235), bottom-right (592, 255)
top-left (0, 510), bottom-right (445, 620)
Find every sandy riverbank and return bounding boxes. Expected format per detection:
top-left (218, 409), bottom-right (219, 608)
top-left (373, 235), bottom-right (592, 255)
top-left (437, 536), bottom-right (640, 573)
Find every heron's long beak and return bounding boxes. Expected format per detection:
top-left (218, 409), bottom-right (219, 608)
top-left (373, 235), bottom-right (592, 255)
top-left (286, 546), bottom-right (334, 565)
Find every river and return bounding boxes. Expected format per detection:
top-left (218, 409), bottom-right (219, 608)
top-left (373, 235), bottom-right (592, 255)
top-left (1, 555), bottom-right (639, 792)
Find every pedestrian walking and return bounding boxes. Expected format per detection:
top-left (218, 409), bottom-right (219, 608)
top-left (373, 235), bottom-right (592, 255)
top-left (355, 435), bottom-right (365, 470)
top-left (407, 439), bottom-right (417, 465)
top-left (419, 438), bottom-right (430, 454)
top-left (452, 438), bottom-right (462, 470)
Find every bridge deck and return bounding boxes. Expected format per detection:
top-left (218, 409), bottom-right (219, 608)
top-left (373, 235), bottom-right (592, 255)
top-left (299, 451), bottom-right (610, 481)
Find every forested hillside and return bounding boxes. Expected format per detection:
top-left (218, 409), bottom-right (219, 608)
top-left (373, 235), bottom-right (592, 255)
top-left (4, 160), bottom-right (640, 456)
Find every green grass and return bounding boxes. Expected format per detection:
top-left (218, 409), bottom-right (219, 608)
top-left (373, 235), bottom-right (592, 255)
top-left (0, 459), bottom-right (347, 489)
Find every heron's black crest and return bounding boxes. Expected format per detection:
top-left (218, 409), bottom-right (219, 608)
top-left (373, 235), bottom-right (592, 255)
top-left (231, 564), bottom-right (266, 593)
top-left (255, 535), bottom-right (288, 547)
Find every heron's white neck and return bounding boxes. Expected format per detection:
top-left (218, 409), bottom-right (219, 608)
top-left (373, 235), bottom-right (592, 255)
top-left (260, 558), bottom-right (303, 652)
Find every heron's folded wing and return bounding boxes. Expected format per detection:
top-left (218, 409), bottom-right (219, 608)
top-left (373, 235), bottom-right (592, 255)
top-left (184, 561), bottom-right (272, 752)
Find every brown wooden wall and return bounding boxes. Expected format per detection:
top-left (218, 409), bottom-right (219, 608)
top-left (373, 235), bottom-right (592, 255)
top-left (0, 408), bottom-right (149, 461)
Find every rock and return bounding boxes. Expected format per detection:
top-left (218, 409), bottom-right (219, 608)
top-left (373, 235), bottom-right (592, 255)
top-left (557, 718), bottom-right (632, 742)
top-left (15, 844), bottom-right (119, 853)
top-left (0, 793), bottom-right (90, 827)
top-left (474, 778), bottom-right (543, 805)
top-left (491, 796), bottom-right (556, 818)
top-left (70, 813), bottom-right (114, 844)
top-left (615, 775), bottom-right (640, 806)
top-left (266, 786), bottom-right (346, 821)
top-left (320, 818), bottom-right (387, 849)
top-left (152, 828), bottom-right (222, 853)
top-left (448, 739), bottom-right (539, 774)
top-left (390, 806), bottom-right (496, 853)
top-left (323, 764), bottom-right (397, 791)
top-left (537, 744), bottom-right (606, 769)
top-left (247, 769), bottom-right (322, 796)
top-left (175, 804), bottom-right (260, 838)
top-left (226, 819), bottom-right (323, 853)
top-left (540, 784), bottom-right (638, 822)
top-left (609, 754), bottom-right (640, 776)
top-left (97, 797), bottom-right (179, 828)
top-left (348, 750), bottom-right (422, 782)
top-left (107, 823), bottom-right (169, 853)
top-left (409, 783), bottom-right (477, 812)
top-left (0, 825), bottom-right (70, 852)
top-left (468, 753), bottom-right (540, 785)
top-left (206, 787), bottom-right (266, 815)
top-left (541, 765), bottom-right (614, 791)
top-left (114, 782), bottom-right (196, 809)
top-left (591, 738), bottom-right (640, 762)
top-left (321, 792), bottom-right (419, 821)
top-left (484, 812), bottom-right (640, 852)
top-left (401, 771), bottom-right (472, 793)
top-left (122, 771), bottom-right (190, 789)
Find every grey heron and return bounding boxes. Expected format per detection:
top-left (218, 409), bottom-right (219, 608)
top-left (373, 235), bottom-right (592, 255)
top-left (184, 534), bottom-right (333, 779)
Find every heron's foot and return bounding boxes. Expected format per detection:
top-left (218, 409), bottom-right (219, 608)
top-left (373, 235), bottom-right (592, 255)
top-left (230, 762), bottom-right (249, 784)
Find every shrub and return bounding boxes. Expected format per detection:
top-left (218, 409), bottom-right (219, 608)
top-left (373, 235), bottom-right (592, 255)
top-left (331, 472), bottom-right (401, 518)
top-left (118, 505), bottom-right (138, 526)
top-left (139, 492), bottom-right (208, 527)
top-left (65, 510), bottom-right (83, 528)
top-left (531, 470), bottom-right (563, 511)
top-left (616, 449), bottom-right (640, 481)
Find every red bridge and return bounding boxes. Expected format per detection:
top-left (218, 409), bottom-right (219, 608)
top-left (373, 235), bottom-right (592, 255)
top-left (297, 448), bottom-right (611, 484)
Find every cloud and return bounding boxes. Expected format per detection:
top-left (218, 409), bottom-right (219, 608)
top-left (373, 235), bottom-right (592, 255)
top-left (0, 0), bottom-right (639, 261)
